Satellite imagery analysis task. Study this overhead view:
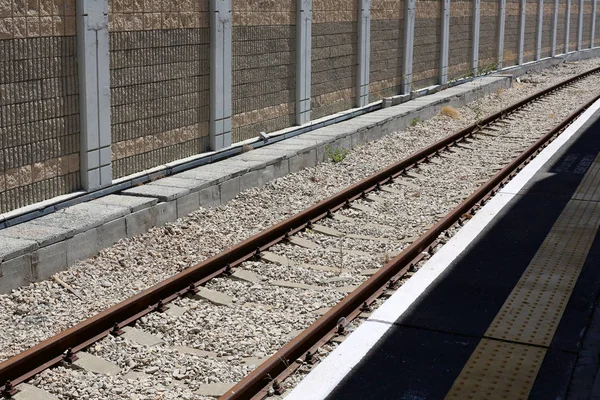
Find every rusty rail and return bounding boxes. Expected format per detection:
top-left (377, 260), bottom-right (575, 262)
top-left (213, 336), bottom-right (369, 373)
top-left (1, 66), bottom-right (599, 397)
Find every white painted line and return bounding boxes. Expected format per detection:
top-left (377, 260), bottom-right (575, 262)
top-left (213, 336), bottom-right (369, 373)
top-left (285, 99), bottom-right (600, 400)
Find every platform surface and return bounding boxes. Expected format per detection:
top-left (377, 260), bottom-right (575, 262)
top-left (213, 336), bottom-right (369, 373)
top-left (287, 103), bottom-right (600, 400)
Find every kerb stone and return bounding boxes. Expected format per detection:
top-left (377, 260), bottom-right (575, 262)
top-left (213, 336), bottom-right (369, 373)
top-left (35, 241), bottom-right (67, 280)
top-left (176, 192), bottom-right (200, 218)
top-left (66, 229), bottom-right (99, 266)
top-left (123, 184), bottom-right (190, 202)
top-left (94, 194), bottom-right (157, 212)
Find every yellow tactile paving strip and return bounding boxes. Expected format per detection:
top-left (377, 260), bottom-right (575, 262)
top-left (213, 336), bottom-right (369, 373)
top-left (445, 154), bottom-right (600, 399)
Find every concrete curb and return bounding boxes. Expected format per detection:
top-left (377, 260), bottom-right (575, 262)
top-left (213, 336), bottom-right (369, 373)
top-left (2, 75), bottom-right (512, 293)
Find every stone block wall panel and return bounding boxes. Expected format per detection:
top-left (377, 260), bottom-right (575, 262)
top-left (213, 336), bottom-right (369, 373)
top-left (570, 0), bottom-right (580, 49)
top-left (503, 0), bottom-right (521, 66)
top-left (311, 0), bottom-right (358, 120)
top-left (542, 1), bottom-right (554, 57)
top-left (448, 1), bottom-right (473, 80)
top-left (597, 0), bottom-right (600, 44)
top-left (479, 0), bottom-right (500, 70)
top-left (413, 0), bottom-right (442, 88)
top-left (582, 0), bottom-right (592, 48)
top-left (108, 0), bottom-right (211, 179)
top-left (231, 0), bottom-right (296, 143)
top-left (524, 0), bottom-right (539, 62)
top-left (0, 0), bottom-right (80, 214)
top-left (557, 0), bottom-right (567, 52)
top-left (369, 0), bottom-right (404, 101)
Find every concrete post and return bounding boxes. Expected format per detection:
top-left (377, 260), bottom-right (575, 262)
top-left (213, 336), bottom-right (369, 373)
top-left (441, 0), bottom-right (451, 84)
top-left (76, 0), bottom-right (112, 191)
top-left (519, 0), bottom-right (526, 63)
top-left (537, 0), bottom-right (544, 59)
top-left (566, 0), bottom-right (571, 52)
top-left (356, 0), bottom-right (371, 107)
top-left (578, 0), bottom-right (584, 49)
top-left (593, 0), bottom-right (597, 47)
top-left (472, 0), bottom-right (481, 73)
top-left (552, 0), bottom-right (559, 55)
top-left (296, 0), bottom-right (312, 125)
top-left (402, 0), bottom-right (416, 93)
top-left (498, 0), bottom-right (507, 68)
top-left (210, 0), bottom-right (232, 150)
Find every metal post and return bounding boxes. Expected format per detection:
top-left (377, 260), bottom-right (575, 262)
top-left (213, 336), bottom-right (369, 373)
top-left (592, 0), bottom-right (597, 47)
top-left (578, 0), bottom-right (584, 49)
top-left (441, 0), bottom-right (450, 84)
top-left (566, 0), bottom-right (571, 52)
top-left (498, 0), bottom-right (507, 68)
top-left (537, 0), bottom-right (544, 59)
top-left (356, 0), bottom-right (371, 107)
top-left (402, 0), bottom-right (416, 93)
top-left (472, 0), bottom-right (481, 73)
top-left (552, 0), bottom-right (559, 55)
top-left (76, 0), bottom-right (112, 190)
top-left (296, 0), bottom-right (312, 125)
top-left (210, 0), bottom-right (232, 150)
top-left (519, 0), bottom-right (526, 63)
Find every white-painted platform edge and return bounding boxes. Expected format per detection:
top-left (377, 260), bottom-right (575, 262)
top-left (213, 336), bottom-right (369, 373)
top-left (285, 99), bottom-right (600, 400)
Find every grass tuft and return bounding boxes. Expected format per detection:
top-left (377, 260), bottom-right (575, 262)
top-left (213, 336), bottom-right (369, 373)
top-left (440, 106), bottom-right (460, 120)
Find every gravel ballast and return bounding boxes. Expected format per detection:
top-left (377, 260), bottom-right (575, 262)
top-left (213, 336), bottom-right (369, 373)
top-left (3, 60), bottom-right (600, 399)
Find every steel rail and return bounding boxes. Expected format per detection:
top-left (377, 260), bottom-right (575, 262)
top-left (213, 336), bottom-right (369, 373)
top-left (221, 91), bottom-right (600, 400)
top-left (1, 66), bottom-right (599, 396)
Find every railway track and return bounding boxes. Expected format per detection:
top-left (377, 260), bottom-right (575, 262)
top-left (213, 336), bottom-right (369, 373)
top-left (1, 66), bottom-right (600, 400)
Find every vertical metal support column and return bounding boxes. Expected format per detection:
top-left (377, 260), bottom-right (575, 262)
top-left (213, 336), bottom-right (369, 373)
top-left (356, 0), bottom-right (371, 107)
top-left (578, 0), bottom-right (584, 49)
top-left (537, 0), bottom-right (544, 59)
top-left (402, 0), bottom-right (416, 93)
top-left (519, 0), bottom-right (526, 63)
top-left (76, 0), bottom-right (112, 191)
top-left (296, 0), bottom-right (312, 125)
top-left (566, 0), bottom-right (571, 52)
top-left (440, 0), bottom-right (451, 84)
top-left (552, 0), bottom-right (559, 54)
top-left (472, 0), bottom-right (481, 73)
top-left (210, 0), bottom-right (232, 150)
top-left (592, 0), bottom-right (597, 47)
top-left (498, 0), bottom-right (507, 68)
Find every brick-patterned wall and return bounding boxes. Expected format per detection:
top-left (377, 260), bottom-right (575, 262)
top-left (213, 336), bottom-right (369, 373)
top-left (231, 0), bottom-right (296, 143)
top-left (597, 1), bottom-right (600, 44)
top-left (108, 0), bottom-right (210, 179)
top-left (479, 0), bottom-right (500, 71)
top-left (570, 0), bottom-right (580, 49)
top-left (582, 0), bottom-right (592, 48)
top-left (311, 0), bottom-right (358, 120)
top-left (557, 0), bottom-right (567, 52)
top-left (369, 0), bottom-right (403, 101)
top-left (448, 1), bottom-right (473, 80)
top-left (503, 0), bottom-right (521, 66)
top-left (523, 0), bottom-right (539, 62)
top-left (0, 0), bottom-right (80, 214)
top-left (542, 1), bottom-right (554, 57)
top-left (413, 0), bottom-right (441, 88)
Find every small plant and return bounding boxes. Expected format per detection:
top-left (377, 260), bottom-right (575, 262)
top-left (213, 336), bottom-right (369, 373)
top-left (440, 106), bottom-right (460, 120)
top-left (410, 118), bottom-right (420, 127)
top-left (325, 146), bottom-right (349, 163)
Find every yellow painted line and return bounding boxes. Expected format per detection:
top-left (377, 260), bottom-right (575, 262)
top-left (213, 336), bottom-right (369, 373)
top-left (446, 154), bottom-right (600, 399)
